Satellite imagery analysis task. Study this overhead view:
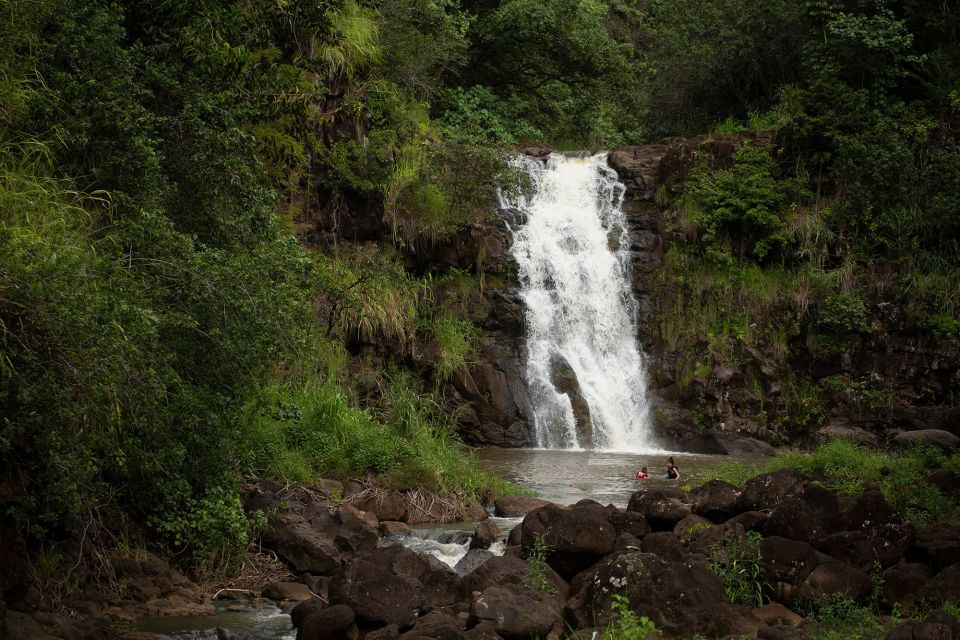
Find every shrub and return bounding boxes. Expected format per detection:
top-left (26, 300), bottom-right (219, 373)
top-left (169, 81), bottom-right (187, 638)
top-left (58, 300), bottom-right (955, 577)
top-left (707, 530), bottom-right (766, 607)
top-left (818, 294), bottom-right (870, 334)
top-left (600, 594), bottom-right (659, 640)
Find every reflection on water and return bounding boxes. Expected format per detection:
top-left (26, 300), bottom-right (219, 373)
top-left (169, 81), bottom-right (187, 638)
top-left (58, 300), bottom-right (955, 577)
top-left (139, 604), bottom-right (294, 640)
top-left (477, 448), bottom-right (761, 507)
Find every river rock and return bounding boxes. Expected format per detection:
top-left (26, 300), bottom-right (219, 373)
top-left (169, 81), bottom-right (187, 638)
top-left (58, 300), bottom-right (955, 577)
top-left (627, 488), bottom-right (692, 530)
top-left (291, 599), bottom-right (327, 629)
top-left (737, 468), bottom-right (800, 512)
top-left (494, 496), bottom-right (553, 517)
top-left (470, 584), bottom-right (562, 640)
top-left (470, 520), bottom-right (501, 550)
top-left (692, 479), bottom-right (743, 522)
top-left (262, 581), bottom-right (313, 602)
top-left (454, 549), bottom-right (494, 575)
top-left (894, 429), bottom-right (960, 451)
top-left (520, 504), bottom-right (617, 578)
top-left (565, 551), bottom-right (759, 638)
top-left (263, 504), bottom-right (377, 575)
top-left (297, 604), bottom-right (358, 640)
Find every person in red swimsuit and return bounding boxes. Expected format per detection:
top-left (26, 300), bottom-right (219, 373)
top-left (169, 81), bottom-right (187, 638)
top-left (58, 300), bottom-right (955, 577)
top-left (636, 466), bottom-right (649, 479)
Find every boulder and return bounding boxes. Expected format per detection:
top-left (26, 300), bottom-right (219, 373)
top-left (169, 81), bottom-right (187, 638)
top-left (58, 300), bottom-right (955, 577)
top-left (641, 532), bottom-right (687, 561)
top-left (297, 604), bottom-right (358, 640)
top-left (693, 480), bottom-right (743, 523)
top-left (829, 488), bottom-right (913, 569)
top-left (913, 516), bottom-right (960, 572)
top-left (796, 562), bottom-right (872, 602)
top-left (470, 584), bottom-right (562, 640)
top-left (885, 621), bottom-right (953, 640)
top-left (454, 549), bottom-right (494, 576)
top-left (380, 521), bottom-right (411, 537)
top-left (726, 510), bottom-right (769, 533)
top-left (917, 563), bottom-right (960, 604)
top-left (398, 611), bottom-right (464, 640)
top-left (262, 581), bottom-right (313, 602)
top-left (564, 551), bottom-right (758, 638)
top-left (291, 599), bottom-right (327, 629)
top-left (470, 520), bottom-right (502, 551)
top-left (520, 504), bottom-right (617, 579)
top-left (263, 504), bottom-right (377, 575)
top-left (764, 485), bottom-right (840, 544)
top-left (674, 514), bottom-right (713, 541)
top-left (925, 470), bottom-right (960, 498)
top-left (608, 510), bottom-right (651, 538)
top-left (883, 562), bottom-right (932, 609)
top-left (461, 554), bottom-right (567, 600)
top-left (738, 468), bottom-right (801, 512)
top-left (752, 603), bottom-right (804, 627)
top-left (894, 429), bottom-right (960, 451)
top-left (494, 496), bottom-right (553, 518)
top-left (760, 537), bottom-right (820, 604)
top-left (332, 546), bottom-right (459, 629)
top-left (462, 621), bottom-right (505, 640)
top-left (627, 488), bottom-right (692, 530)
top-left (354, 491), bottom-right (408, 523)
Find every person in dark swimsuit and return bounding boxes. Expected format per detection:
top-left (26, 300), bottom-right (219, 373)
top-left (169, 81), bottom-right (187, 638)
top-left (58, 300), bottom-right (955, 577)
top-left (666, 457), bottom-right (681, 480)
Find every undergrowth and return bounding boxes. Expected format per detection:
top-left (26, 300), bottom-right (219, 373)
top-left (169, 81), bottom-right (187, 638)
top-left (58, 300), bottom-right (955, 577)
top-left (712, 439), bottom-right (960, 526)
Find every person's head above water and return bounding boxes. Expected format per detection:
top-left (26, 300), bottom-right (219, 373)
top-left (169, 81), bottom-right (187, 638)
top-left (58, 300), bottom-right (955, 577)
top-left (667, 456), bottom-right (675, 465)
top-left (641, 466), bottom-right (648, 472)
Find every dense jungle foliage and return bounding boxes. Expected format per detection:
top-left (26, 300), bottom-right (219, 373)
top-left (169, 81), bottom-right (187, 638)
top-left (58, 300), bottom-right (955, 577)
top-left (1, 0), bottom-right (958, 573)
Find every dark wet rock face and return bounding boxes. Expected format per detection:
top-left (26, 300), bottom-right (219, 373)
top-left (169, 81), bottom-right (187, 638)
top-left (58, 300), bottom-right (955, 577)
top-left (520, 503), bottom-right (617, 579)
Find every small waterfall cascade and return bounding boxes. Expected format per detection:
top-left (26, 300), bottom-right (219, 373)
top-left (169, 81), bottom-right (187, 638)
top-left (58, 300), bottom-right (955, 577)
top-left (500, 153), bottom-right (657, 451)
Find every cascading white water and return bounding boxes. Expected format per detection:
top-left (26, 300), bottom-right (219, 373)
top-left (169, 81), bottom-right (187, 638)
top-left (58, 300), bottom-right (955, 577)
top-left (501, 153), bottom-right (657, 451)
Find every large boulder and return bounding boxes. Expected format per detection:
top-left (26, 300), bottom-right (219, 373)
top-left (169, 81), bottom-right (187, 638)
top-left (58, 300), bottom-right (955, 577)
top-left (520, 504), bottom-right (617, 579)
top-left (796, 562), bottom-right (872, 603)
top-left (262, 581), bottom-right (313, 602)
top-left (894, 429), bottom-right (960, 451)
top-left (627, 488), bottom-right (692, 531)
top-left (692, 480), bottom-right (743, 523)
top-left (470, 584), bottom-right (562, 640)
top-left (608, 510), bottom-right (651, 538)
top-left (641, 531), bottom-right (688, 561)
top-left (764, 485), bottom-right (840, 544)
top-left (263, 504), bottom-right (378, 575)
top-left (454, 549), bottom-right (495, 576)
top-left (565, 551), bottom-right (759, 638)
top-left (331, 546), bottom-right (459, 629)
top-left (494, 496), bottom-right (553, 518)
top-left (760, 537), bottom-right (821, 605)
top-left (827, 489), bottom-right (913, 569)
top-left (737, 469), bottom-right (801, 512)
top-left (297, 604), bottom-right (358, 640)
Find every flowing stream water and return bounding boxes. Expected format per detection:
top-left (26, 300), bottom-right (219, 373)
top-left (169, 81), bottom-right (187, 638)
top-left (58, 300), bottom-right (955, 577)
top-left (501, 153), bottom-right (656, 451)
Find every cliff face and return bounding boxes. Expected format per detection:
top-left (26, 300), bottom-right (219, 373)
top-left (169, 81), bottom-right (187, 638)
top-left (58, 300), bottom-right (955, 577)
top-left (609, 135), bottom-right (960, 449)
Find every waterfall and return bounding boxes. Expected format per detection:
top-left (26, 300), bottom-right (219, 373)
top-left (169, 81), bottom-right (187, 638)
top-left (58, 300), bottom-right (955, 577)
top-left (501, 153), bottom-right (657, 451)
